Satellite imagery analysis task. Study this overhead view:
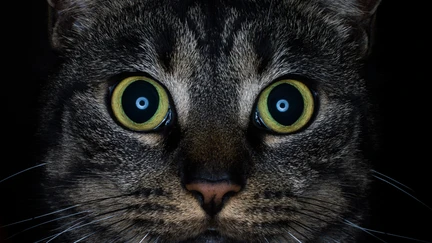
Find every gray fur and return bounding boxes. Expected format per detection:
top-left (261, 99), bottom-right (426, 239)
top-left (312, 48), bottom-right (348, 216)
top-left (39, 0), bottom-right (381, 242)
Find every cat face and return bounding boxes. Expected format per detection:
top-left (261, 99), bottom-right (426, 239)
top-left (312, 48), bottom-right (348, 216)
top-left (38, 0), bottom-right (380, 242)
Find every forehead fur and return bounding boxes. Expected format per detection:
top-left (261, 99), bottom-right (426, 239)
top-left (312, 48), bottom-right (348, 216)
top-left (52, 0), bottom-right (367, 130)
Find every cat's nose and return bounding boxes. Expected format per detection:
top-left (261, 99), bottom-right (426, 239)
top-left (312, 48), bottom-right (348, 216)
top-left (185, 181), bottom-right (241, 216)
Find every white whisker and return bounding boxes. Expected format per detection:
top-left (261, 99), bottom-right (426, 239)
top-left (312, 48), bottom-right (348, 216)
top-left (45, 215), bottom-right (116, 243)
top-left (285, 230), bottom-right (302, 243)
top-left (51, 214), bottom-right (92, 235)
top-left (1, 204), bottom-right (83, 228)
top-left (344, 220), bottom-right (387, 243)
top-left (73, 229), bottom-right (101, 243)
top-left (372, 173), bottom-right (432, 211)
top-left (5, 210), bottom-right (90, 240)
top-left (362, 228), bottom-right (432, 243)
top-left (34, 218), bottom-right (88, 243)
top-left (2, 194), bottom-right (131, 229)
top-left (74, 213), bottom-right (135, 243)
top-left (346, 219), bottom-right (432, 243)
top-left (371, 170), bottom-right (413, 191)
top-left (0, 163), bottom-right (46, 183)
top-left (138, 232), bottom-right (150, 243)
top-left (107, 222), bottom-right (140, 243)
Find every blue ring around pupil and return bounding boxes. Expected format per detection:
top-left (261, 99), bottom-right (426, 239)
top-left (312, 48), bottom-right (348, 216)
top-left (121, 81), bottom-right (159, 123)
top-left (136, 97), bottom-right (149, 110)
top-left (276, 99), bottom-right (289, 112)
top-left (267, 83), bottom-right (304, 126)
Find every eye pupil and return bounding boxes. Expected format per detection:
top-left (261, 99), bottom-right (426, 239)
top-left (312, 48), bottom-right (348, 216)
top-left (276, 99), bottom-right (289, 112)
top-left (121, 80), bottom-right (159, 124)
top-left (267, 83), bottom-right (304, 126)
top-left (136, 97), bottom-right (149, 110)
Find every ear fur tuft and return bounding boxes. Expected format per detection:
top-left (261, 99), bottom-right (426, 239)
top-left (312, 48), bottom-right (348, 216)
top-left (47, 0), bottom-right (94, 50)
top-left (322, 0), bottom-right (382, 58)
top-left (322, 0), bottom-right (381, 18)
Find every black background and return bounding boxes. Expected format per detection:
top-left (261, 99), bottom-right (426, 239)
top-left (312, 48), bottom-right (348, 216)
top-left (1, 1), bottom-right (431, 242)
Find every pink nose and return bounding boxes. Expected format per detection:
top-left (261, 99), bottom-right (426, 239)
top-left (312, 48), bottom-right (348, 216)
top-left (185, 182), bottom-right (241, 205)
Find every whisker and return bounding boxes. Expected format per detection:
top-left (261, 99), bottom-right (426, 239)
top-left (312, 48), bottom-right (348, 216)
top-left (346, 220), bottom-right (432, 243)
top-left (106, 221), bottom-right (140, 243)
top-left (35, 205), bottom-right (132, 243)
top-left (45, 215), bottom-right (118, 243)
top-left (2, 193), bottom-right (132, 228)
top-left (138, 232), bottom-right (150, 243)
top-left (344, 219), bottom-right (387, 243)
top-left (52, 213), bottom-right (93, 233)
top-left (296, 198), bottom-right (344, 215)
top-left (371, 170), bottom-right (413, 191)
top-left (0, 163), bottom-right (46, 183)
top-left (346, 219), bottom-right (432, 243)
top-left (323, 237), bottom-right (340, 243)
top-left (290, 220), bottom-right (315, 235)
top-left (124, 231), bottom-right (142, 243)
top-left (73, 229), bottom-right (101, 243)
top-left (5, 210), bottom-right (90, 240)
top-left (295, 196), bottom-right (351, 210)
top-left (298, 195), bottom-right (430, 243)
top-left (34, 218), bottom-right (89, 243)
top-left (296, 208), bottom-right (334, 224)
top-left (74, 216), bottom-right (133, 243)
top-left (1, 204), bottom-right (83, 228)
top-left (75, 211), bottom-right (140, 243)
top-left (372, 173), bottom-right (432, 211)
top-left (361, 228), bottom-right (432, 243)
top-left (294, 206), bottom-right (362, 241)
top-left (295, 197), bottom-right (362, 240)
top-left (282, 222), bottom-right (311, 243)
top-left (285, 230), bottom-right (303, 243)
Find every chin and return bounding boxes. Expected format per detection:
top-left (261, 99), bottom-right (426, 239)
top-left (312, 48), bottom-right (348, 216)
top-left (180, 230), bottom-right (247, 243)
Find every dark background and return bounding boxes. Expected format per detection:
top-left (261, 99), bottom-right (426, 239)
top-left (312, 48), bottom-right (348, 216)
top-left (1, 1), bottom-right (431, 242)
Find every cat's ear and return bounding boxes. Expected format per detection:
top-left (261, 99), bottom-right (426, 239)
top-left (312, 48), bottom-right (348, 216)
top-left (47, 0), bottom-right (94, 51)
top-left (324, 0), bottom-right (382, 57)
top-left (324, 0), bottom-right (381, 17)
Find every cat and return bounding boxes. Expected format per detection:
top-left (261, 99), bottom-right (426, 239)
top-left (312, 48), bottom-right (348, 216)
top-left (3, 0), bottom-right (430, 242)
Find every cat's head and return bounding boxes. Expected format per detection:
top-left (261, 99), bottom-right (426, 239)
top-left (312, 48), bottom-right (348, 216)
top-left (39, 0), bottom-right (381, 242)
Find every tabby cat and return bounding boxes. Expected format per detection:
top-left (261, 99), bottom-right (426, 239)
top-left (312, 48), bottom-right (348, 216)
top-left (4, 0), bottom-right (397, 242)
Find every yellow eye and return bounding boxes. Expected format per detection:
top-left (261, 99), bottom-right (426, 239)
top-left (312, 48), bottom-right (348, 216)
top-left (111, 76), bottom-right (170, 131)
top-left (256, 79), bottom-right (314, 133)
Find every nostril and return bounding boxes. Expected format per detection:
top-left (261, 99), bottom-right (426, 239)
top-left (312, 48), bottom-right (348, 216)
top-left (186, 182), bottom-right (241, 205)
top-left (189, 190), bottom-right (205, 205)
top-left (185, 182), bottom-right (241, 216)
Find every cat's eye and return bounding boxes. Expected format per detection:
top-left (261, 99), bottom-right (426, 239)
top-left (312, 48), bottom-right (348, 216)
top-left (111, 76), bottom-right (171, 131)
top-left (255, 79), bottom-right (314, 133)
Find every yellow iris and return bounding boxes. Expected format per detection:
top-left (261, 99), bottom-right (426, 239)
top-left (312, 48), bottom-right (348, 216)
top-left (257, 79), bottom-right (314, 133)
top-left (111, 76), bottom-right (170, 131)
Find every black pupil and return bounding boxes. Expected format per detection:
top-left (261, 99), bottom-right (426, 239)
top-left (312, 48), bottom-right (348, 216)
top-left (121, 80), bottom-right (159, 123)
top-left (267, 83), bottom-right (304, 126)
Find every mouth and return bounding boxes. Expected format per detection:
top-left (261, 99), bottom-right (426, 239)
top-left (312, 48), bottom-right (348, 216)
top-left (179, 229), bottom-right (248, 243)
